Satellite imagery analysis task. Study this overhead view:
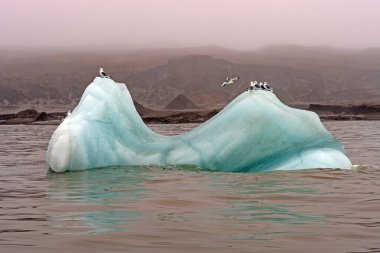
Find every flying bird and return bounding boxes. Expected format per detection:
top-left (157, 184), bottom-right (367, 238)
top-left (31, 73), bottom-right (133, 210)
top-left (221, 76), bottom-right (239, 87)
top-left (99, 68), bottom-right (110, 78)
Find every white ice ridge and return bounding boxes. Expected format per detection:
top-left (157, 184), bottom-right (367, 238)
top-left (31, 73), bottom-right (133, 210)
top-left (46, 77), bottom-right (352, 172)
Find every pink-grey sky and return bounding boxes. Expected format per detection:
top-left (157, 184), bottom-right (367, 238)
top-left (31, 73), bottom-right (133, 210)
top-left (1, 0), bottom-right (380, 50)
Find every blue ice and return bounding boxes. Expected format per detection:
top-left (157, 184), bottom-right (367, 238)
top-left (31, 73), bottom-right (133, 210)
top-left (46, 77), bottom-right (352, 172)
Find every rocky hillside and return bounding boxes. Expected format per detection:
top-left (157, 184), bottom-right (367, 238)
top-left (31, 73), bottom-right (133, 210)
top-left (0, 45), bottom-right (379, 111)
top-left (126, 54), bottom-right (380, 108)
top-left (165, 94), bottom-right (199, 110)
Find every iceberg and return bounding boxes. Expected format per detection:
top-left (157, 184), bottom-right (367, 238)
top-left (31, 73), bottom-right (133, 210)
top-left (46, 77), bottom-right (352, 173)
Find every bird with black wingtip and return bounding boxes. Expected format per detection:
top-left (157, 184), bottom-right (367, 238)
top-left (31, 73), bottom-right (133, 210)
top-left (99, 68), bottom-right (111, 79)
top-left (221, 76), bottom-right (239, 87)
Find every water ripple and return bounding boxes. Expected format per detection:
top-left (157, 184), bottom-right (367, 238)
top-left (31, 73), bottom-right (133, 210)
top-left (0, 122), bottom-right (379, 253)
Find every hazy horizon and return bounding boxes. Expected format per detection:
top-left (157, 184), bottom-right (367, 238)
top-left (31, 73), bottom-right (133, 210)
top-left (1, 0), bottom-right (380, 51)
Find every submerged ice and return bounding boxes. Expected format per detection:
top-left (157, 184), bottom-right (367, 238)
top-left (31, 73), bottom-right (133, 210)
top-left (46, 77), bottom-right (352, 172)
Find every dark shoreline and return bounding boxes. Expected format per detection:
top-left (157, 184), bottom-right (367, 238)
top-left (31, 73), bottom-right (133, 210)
top-left (1, 104), bottom-right (380, 125)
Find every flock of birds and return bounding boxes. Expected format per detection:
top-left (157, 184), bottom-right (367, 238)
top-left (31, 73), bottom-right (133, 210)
top-left (221, 76), bottom-right (274, 93)
top-left (65, 69), bottom-right (274, 119)
top-left (99, 68), bottom-right (273, 93)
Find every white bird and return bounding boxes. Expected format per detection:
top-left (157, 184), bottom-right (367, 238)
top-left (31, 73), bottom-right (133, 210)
top-left (248, 81), bottom-right (256, 91)
top-left (221, 76), bottom-right (239, 87)
top-left (253, 81), bottom-right (261, 89)
top-left (263, 81), bottom-right (274, 92)
top-left (99, 68), bottom-right (110, 78)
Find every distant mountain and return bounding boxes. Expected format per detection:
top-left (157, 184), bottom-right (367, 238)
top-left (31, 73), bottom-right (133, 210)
top-left (133, 100), bottom-right (155, 115)
top-left (360, 47), bottom-right (380, 57)
top-left (257, 44), bottom-right (357, 58)
top-left (165, 94), bottom-right (199, 110)
top-left (126, 54), bottom-right (379, 107)
top-left (0, 45), bottom-right (379, 112)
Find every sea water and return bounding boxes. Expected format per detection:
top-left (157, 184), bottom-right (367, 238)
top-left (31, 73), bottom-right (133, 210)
top-left (0, 121), bottom-right (379, 253)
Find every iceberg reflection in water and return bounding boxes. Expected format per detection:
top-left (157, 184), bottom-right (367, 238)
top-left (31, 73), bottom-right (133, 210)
top-left (46, 77), bottom-right (352, 172)
top-left (46, 166), bottom-right (323, 234)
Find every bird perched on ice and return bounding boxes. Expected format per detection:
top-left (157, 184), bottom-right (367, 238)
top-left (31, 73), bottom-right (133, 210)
top-left (263, 82), bottom-right (274, 92)
top-left (254, 81), bottom-right (261, 89)
top-left (248, 81), bottom-right (256, 91)
top-left (247, 81), bottom-right (274, 93)
top-left (221, 76), bottom-right (239, 87)
top-left (99, 68), bottom-right (110, 78)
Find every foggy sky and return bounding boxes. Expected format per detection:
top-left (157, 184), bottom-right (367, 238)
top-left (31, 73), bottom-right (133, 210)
top-left (1, 0), bottom-right (380, 50)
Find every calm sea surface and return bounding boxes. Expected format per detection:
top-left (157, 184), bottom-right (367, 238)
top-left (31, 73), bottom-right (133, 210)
top-left (0, 121), bottom-right (379, 253)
